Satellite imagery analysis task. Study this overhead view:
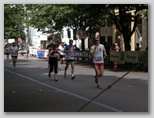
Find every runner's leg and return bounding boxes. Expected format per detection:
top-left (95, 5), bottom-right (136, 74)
top-left (93, 64), bottom-right (100, 85)
top-left (64, 61), bottom-right (69, 77)
top-left (99, 65), bottom-right (104, 77)
top-left (71, 61), bottom-right (75, 79)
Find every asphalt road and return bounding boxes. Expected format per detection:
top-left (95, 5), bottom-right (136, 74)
top-left (4, 55), bottom-right (148, 112)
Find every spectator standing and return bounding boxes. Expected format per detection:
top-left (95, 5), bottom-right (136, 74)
top-left (113, 43), bottom-right (120, 70)
top-left (135, 43), bottom-right (140, 51)
top-left (115, 43), bottom-right (120, 52)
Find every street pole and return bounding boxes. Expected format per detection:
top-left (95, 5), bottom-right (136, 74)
top-left (17, 5), bottom-right (21, 47)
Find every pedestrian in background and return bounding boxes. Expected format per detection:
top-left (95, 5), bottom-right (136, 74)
top-left (113, 43), bottom-right (120, 70)
top-left (115, 43), bottom-right (120, 52)
top-left (64, 40), bottom-right (76, 80)
top-left (135, 43), bottom-right (140, 51)
top-left (89, 32), bottom-right (108, 89)
top-left (48, 44), bottom-right (60, 81)
top-left (10, 42), bottom-right (18, 70)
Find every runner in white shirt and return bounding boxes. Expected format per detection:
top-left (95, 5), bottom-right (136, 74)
top-left (58, 42), bottom-right (65, 66)
top-left (89, 32), bottom-right (108, 89)
top-left (10, 42), bottom-right (18, 69)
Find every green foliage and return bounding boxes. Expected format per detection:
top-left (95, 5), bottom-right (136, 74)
top-left (25, 4), bottom-right (109, 36)
top-left (4, 4), bottom-right (148, 51)
top-left (4, 4), bottom-right (26, 41)
top-left (108, 4), bottom-right (148, 50)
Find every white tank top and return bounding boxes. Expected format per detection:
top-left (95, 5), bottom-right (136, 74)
top-left (90, 44), bottom-right (105, 63)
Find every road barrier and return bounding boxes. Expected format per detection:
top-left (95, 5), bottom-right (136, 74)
top-left (110, 51), bottom-right (148, 64)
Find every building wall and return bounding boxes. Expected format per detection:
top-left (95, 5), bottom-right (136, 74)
top-left (141, 18), bottom-right (148, 51)
top-left (29, 26), bottom-right (48, 49)
top-left (61, 27), bottom-right (89, 50)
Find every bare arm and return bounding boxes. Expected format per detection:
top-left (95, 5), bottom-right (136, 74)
top-left (89, 46), bottom-right (96, 58)
top-left (48, 50), bottom-right (54, 57)
top-left (103, 47), bottom-right (108, 58)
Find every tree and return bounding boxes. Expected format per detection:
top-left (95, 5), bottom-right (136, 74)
top-left (25, 4), bottom-right (148, 51)
top-left (25, 4), bottom-right (108, 37)
top-left (108, 4), bottom-right (148, 50)
top-left (4, 4), bottom-right (26, 43)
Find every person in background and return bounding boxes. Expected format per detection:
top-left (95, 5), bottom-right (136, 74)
top-left (74, 44), bottom-right (80, 51)
top-left (64, 40), bottom-right (76, 80)
top-left (135, 43), bottom-right (140, 51)
top-left (58, 42), bottom-right (65, 67)
top-left (4, 44), bottom-right (10, 59)
top-left (46, 38), bottom-right (54, 67)
top-left (115, 43), bottom-right (120, 52)
top-left (10, 42), bottom-right (19, 70)
top-left (89, 32), bottom-right (108, 89)
top-left (48, 44), bottom-right (60, 81)
top-left (46, 38), bottom-right (54, 51)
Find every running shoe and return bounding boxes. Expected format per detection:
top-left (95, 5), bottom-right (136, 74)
top-left (71, 76), bottom-right (75, 80)
top-left (97, 84), bottom-right (102, 89)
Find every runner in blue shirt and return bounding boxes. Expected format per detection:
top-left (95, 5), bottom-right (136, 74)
top-left (64, 40), bottom-right (76, 80)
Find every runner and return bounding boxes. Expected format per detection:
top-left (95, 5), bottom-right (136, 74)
top-left (64, 40), bottom-right (76, 80)
top-left (10, 42), bottom-right (19, 70)
top-left (4, 44), bottom-right (10, 59)
top-left (46, 38), bottom-right (55, 53)
top-left (89, 32), bottom-right (108, 88)
top-left (46, 38), bottom-right (54, 69)
top-left (48, 44), bottom-right (60, 81)
top-left (58, 42), bottom-right (65, 67)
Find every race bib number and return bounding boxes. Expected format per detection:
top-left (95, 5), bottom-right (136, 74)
top-left (68, 52), bottom-right (74, 57)
top-left (54, 53), bottom-right (59, 58)
top-left (95, 56), bottom-right (102, 61)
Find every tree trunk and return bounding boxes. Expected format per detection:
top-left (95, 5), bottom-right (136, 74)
top-left (81, 38), bottom-right (85, 50)
top-left (124, 36), bottom-right (131, 51)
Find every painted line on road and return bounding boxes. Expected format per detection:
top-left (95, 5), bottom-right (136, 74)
top-left (4, 69), bottom-right (123, 112)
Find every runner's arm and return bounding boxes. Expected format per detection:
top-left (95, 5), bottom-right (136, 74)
top-left (64, 46), bottom-right (70, 53)
top-left (48, 49), bottom-right (54, 57)
top-left (103, 47), bottom-right (108, 58)
top-left (89, 46), bottom-right (96, 58)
